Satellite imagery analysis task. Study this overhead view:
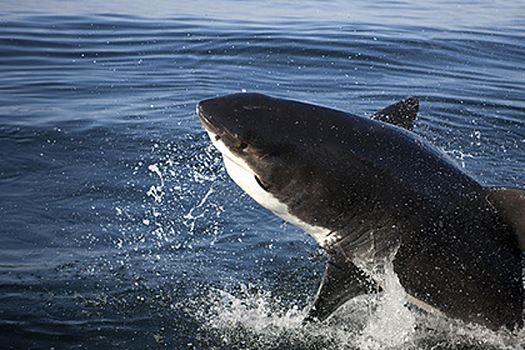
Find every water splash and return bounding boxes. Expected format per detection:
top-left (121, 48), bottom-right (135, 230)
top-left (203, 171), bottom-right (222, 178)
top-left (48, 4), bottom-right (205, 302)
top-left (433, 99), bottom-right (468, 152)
top-left (196, 262), bottom-right (524, 350)
top-left (445, 149), bottom-right (475, 169)
top-left (183, 186), bottom-right (216, 232)
top-left (356, 259), bottom-right (416, 349)
top-left (146, 163), bottom-right (164, 203)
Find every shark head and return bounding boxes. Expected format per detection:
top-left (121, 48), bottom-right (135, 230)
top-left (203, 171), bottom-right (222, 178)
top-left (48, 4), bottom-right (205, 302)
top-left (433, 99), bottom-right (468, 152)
top-left (197, 93), bottom-right (345, 246)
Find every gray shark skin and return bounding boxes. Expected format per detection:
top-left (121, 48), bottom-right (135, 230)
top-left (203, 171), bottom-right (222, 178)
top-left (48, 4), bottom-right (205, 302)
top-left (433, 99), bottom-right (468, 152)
top-left (196, 93), bottom-right (525, 331)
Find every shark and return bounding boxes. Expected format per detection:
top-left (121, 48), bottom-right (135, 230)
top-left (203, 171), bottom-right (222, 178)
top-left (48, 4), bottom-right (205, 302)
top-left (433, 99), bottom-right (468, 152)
top-left (197, 93), bottom-right (525, 330)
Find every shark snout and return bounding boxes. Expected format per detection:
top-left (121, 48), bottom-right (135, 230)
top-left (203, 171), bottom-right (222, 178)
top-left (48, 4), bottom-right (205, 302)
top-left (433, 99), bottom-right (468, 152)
top-left (196, 99), bottom-right (219, 133)
top-left (196, 100), bottom-right (210, 119)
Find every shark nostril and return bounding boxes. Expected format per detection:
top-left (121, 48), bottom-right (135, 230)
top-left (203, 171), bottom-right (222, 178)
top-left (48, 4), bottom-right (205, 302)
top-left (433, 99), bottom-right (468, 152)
top-left (215, 135), bottom-right (221, 141)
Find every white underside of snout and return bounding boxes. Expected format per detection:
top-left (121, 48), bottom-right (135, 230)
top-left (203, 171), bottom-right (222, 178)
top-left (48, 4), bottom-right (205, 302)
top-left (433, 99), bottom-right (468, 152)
top-left (205, 130), bottom-right (337, 248)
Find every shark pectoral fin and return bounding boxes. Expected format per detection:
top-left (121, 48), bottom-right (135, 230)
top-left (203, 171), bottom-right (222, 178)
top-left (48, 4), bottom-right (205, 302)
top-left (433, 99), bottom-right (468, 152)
top-left (371, 96), bottom-right (419, 131)
top-left (486, 186), bottom-right (525, 251)
top-left (304, 254), bottom-right (379, 323)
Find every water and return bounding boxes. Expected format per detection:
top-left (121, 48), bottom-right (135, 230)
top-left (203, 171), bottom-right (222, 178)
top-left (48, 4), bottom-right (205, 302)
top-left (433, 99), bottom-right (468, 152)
top-left (1, 0), bottom-right (524, 348)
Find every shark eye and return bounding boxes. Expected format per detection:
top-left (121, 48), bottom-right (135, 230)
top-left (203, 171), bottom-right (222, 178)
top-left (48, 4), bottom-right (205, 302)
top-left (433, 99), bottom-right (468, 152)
top-left (239, 142), bottom-right (248, 150)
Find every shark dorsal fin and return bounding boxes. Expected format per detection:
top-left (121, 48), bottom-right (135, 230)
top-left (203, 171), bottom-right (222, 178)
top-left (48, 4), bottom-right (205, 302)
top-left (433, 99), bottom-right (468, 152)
top-left (371, 96), bottom-right (419, 131)
top-left (304, 253), bottom-right (379, 322)
top-left (487, 186), bottom-right (525, 251)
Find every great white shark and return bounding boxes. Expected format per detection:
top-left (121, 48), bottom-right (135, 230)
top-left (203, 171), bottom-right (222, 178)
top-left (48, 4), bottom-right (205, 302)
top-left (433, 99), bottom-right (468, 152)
top-left (196, 93), bottom-right (525, 331)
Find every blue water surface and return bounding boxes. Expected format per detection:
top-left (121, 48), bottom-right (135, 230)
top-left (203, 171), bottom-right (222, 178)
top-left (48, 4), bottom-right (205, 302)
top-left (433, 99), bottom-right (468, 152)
top-left (1, 0), bottom-right (524, 349)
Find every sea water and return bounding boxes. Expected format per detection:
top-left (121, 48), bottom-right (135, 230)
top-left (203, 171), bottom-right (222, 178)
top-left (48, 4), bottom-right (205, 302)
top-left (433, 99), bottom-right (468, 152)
top-left (1, 0), bottom-right (524, 348)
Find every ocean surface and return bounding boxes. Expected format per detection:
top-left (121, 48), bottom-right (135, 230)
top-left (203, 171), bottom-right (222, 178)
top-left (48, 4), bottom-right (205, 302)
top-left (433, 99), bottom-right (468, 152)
top-left (1, 0), bottom-right (524, 349)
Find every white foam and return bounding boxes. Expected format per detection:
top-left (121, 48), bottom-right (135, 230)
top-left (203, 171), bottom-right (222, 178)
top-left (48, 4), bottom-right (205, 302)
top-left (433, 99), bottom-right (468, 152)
top-left (356, 258), bottom-right (416, 349)
top-left (205, 287), bottom-right (305, 336)
top-left (197, 273), bottom-right (522, 350)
